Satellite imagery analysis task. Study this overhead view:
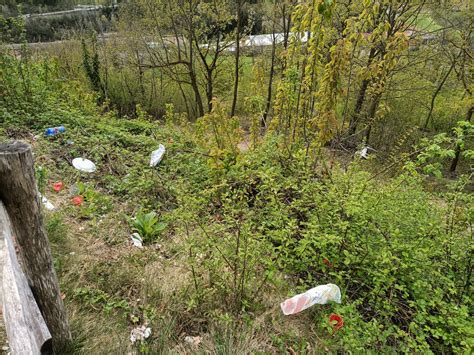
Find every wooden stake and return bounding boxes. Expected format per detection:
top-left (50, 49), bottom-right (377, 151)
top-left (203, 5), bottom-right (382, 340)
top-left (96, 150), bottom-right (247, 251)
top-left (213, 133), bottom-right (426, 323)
top-left (0, 141), bottom-right (72, 352)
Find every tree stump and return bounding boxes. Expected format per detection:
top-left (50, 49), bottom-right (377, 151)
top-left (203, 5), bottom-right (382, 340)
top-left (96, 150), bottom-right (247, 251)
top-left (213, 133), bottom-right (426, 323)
top-left (0, 141), bottom-right (72, 352)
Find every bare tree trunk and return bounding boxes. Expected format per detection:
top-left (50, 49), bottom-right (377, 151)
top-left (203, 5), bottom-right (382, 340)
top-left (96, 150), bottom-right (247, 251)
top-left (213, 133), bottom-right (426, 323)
top-left (348, 47), bottom-right (376, 135)
top-left (206, 68), bottom-right (214, 112)
top-left (184, 7), bottom-right (205, 119)
top-left (282, 1), bottom-right (293, 50)
top-left (450, 106), bottom-right (473, 173)
top-left (136, 50), bottom-right (145, 102)
top-left (230, 0), bottom-right (242, 117)
top-left (188, 46), bottom-right (204, 117)
top-left (0, 142), bottom-right (72, 353)
top-left (365, 94), bottom-right (381, 144)
top-left (262, 16), bottom-right (277, 128)
top-left (423, 60), bottom-right (455, 129)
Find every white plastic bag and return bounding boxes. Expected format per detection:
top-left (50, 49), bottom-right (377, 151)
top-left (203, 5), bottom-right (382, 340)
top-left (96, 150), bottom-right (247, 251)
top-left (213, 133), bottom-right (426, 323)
top-left (357, 146), bottom-right (376, 160)
top-left (150, 144), bottom-right (166, 167)
top-left (130, 233), bottom-right (143, 248)
top-left (280, 283), bottom-right (341, 315)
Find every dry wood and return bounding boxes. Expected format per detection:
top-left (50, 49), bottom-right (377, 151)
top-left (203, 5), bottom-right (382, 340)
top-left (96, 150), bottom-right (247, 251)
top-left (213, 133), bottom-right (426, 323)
top-left (1, 202), bottom-right (52, 354)
top-left (0, 141), bottom-right (71, 352)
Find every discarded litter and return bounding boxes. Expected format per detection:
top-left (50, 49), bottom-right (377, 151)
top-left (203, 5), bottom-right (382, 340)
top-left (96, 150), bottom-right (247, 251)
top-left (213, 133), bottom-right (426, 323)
top-left (150, 144), bottom-right (166, 167)
top-left (72, 196), bottom-right (84, 206)
top-left (329, 313), bottom-right (344, 333)
top-left (45, 126), bottom-right (65, 136)
top-left (130, 233), bottom-right (143, 248)
top-left (72, 158), bottom-right (96, 173)
top-left (184, 336), bottom-right (202, 347)
top-left (357, 146), bottom-right (376, 160)
top-left (280, 284), bottom-right (341, 315)
top-left (39, 193), bottom-right (55, 211)
top-left (130, 325), bottom-right (151, 344)
top-left (53, 181), bottom-right (64, 192)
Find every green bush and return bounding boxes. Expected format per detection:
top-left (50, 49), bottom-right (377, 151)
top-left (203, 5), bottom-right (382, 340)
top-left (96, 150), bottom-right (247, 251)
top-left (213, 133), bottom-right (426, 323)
top-left (178, 135), bottom-right (472, 351)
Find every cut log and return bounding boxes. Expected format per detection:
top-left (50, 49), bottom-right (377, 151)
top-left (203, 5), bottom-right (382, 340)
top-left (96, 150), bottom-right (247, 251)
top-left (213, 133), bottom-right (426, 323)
top-left (0, 141), bottom-right (71, 352)
top-left (1, 202), bottom-right (52, 354)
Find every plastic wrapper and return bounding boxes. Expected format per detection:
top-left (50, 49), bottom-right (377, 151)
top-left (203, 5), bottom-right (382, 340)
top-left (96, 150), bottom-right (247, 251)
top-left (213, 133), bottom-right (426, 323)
top-left (150, 145), bottom-right (166, 167)
top-left (280, 283), bottom-right (341, 315)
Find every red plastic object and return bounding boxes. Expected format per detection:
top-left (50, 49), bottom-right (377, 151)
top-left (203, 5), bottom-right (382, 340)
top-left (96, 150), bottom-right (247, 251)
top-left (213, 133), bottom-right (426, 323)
top-left (53, 181), bottom-right (64, 192)
top-left (329, 313), bottom-right (344, 332)
top-left (72, 195), bottom-right (84, 206)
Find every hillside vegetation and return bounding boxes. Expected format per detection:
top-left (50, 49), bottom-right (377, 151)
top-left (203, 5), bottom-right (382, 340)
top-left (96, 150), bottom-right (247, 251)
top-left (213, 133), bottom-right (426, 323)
top-left (0, 0), bottom-right (473, 353)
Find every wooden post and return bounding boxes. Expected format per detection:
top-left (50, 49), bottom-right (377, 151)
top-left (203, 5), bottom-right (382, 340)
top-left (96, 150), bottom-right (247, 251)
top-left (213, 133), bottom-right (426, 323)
top-left (0, 141), bottom-right (72, 352)
top-left (1, 202), bottom-right (52, 354)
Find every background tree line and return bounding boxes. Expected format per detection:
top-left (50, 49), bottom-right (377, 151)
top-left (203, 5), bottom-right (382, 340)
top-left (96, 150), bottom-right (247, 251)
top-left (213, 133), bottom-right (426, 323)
top-left (70, 0), bottom-right (471, 173)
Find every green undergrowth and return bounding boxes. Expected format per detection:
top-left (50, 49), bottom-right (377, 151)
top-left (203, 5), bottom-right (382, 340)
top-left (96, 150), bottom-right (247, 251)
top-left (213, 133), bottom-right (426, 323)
top-left (1, 52), bottom-right (473, 353)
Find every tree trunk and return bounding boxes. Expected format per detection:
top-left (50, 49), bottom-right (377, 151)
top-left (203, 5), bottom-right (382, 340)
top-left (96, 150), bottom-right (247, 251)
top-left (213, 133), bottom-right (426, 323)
top-left (365, 94), bottom-right (381, 145)
top-left (188, 28), bottom-right (205, 118)
top-left (230, 0), bottom-right (242, 117)
top-left (450, 106), bottom-right (473, 173)
top-left (423, 60), bottom-right (455, 129)
top-left (188, 63), bottom-right (204, 118)
top-left (136, 50), bottom-right (145, 101)
top-left (262, 21), bottom-right (277, 128)
top-left (0, 141), bottom-right (72, 353)
top-left (206, 68), bottom-right (214, 113)
top-left (348, 47), bottom-right (376, 135)
top-left (282, 2), bottom-right (292, 50)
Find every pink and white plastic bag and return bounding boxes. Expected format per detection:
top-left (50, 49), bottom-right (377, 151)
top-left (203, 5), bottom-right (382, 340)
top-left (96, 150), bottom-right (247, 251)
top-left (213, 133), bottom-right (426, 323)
top-left (280, 283), bottom-right (341, 315)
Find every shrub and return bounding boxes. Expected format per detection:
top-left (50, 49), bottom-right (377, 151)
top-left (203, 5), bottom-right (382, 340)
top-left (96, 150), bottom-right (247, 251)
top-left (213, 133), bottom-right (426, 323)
top-left (177, 134), bottom-right (472, 351)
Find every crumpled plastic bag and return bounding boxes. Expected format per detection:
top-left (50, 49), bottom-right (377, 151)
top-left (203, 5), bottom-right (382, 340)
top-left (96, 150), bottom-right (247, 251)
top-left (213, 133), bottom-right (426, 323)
top-left (280, 283), bottom-right (341, 315)
top-left (357, 146), bottom-right (376, 160)
top-left (150, 144), bottom-right (166, 167)
top-left (130, 233), bottom-right (143, 248)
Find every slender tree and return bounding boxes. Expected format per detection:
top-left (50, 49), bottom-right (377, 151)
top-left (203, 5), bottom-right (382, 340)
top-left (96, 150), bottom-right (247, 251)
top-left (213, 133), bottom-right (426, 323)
top-left (230, 0), bottom-right (242, 117)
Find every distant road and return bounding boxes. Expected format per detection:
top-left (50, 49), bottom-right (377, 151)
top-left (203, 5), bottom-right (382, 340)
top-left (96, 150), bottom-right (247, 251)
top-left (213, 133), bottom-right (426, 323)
top-left (6, 32), bottom-right (120, 51)
top-left (21, 4), bottom-right (117, 19)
